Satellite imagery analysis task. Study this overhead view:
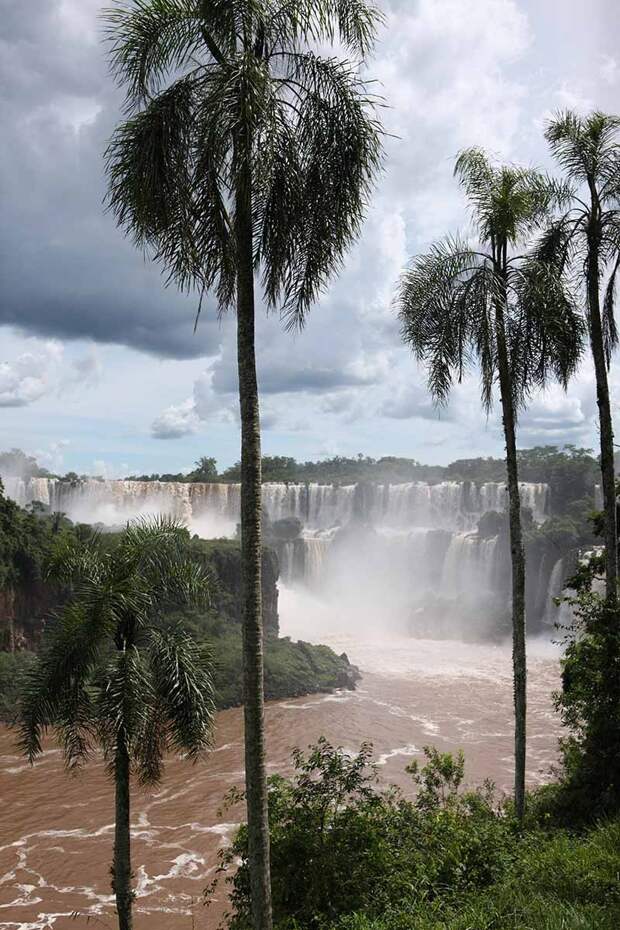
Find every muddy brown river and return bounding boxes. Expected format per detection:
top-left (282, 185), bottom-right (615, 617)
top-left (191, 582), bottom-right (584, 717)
top-left (0, 594), bottom-right (562, 929)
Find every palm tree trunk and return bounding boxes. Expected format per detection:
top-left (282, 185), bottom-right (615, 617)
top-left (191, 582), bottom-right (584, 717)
top-left (112, 731), bottom-right (133, 930)
top-left (235, 152), bottom-right (273, 930)
top-left (587, 225), bottom-right (617, 601)
top-left (496, 283), bottom-right (527, 823)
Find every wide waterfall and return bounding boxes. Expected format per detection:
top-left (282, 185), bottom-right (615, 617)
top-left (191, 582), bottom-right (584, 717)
top-left (5, 475), bottom-right (553, 639)
top-left (4, 476), bottom-right (549, 530)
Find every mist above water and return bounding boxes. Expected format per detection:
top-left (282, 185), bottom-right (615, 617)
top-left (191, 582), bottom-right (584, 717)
top-left (4, 475), bottom-right (563, 643)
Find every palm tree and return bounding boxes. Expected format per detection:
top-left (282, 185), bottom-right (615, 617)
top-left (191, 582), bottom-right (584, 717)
top-left (396, 149), bottom-right (583, 821)
top-left (539, 112), bottom-right (620, 601)
top-left (17, 518), bottom-right (215, 930)
top-left (102, 3), bottom-right (383, 925)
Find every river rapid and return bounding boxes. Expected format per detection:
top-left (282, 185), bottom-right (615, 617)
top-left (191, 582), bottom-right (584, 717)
top-left (0, 589), bottom-right (562, 930)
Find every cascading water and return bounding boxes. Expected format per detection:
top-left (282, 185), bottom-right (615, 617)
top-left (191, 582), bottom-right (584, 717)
top-left (440, 533), bottom-right (500, 598)
top-left (6, 476), bottom-right (549, 533)
top-left (6, 475), bottom-right (555, 637)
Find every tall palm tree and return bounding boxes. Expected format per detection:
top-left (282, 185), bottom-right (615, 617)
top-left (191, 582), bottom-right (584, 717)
top-left (102, 3), bottom-right (383, 926)
top-left (17, 518), bottom-right (215, 930)
top-left (538, 112), bottom-right (620, 601)
top-left (396, 149), bottom-right (583, 821)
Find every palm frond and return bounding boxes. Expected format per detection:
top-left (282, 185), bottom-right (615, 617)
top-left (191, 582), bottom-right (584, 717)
top-left (545, 110), bottom-right (620, 186)
top-left (262, 0), bottom-right (383, 58)
top-left (511, 260), bottom-right (585, 394)
top-left (258, 52), bottom-right (382, 327)
top-left (117, 516), bottom-right (211, 609)
top-left (148, 626), bottom-right (216, 761)
top-left (531, 214), bottom-right (584, 276)
top-left (105, 75), bottom-right (200, 273)
top-left (16, 602), bottom-right (108, 764)
top-left (454, 147), bottom-right (495, 227)
top-left (103, 0), bottom-right (211, 105)
top-left (397, 238), bottom-right (492, 406)
top-left (95, 647), bottom-right (154, 767)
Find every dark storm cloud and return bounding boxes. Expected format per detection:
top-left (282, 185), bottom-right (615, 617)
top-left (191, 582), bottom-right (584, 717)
top-left (0, 0), bottom-right (223, 360)
top-left (213, 359), bottom-right (377, 395)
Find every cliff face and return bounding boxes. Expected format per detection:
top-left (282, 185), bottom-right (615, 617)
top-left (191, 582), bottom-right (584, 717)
top-left (0, 583), bottom-right (63, 651)
top-left (199, 541), bottom-right (280, 635)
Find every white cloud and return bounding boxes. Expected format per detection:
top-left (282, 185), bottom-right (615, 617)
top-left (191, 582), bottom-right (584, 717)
top-left (151, 399), bottom-right (201, 440)
top-left (0, 339), bottom-right (102, 407)
top-left (0, 341), bottom-right (62, 406)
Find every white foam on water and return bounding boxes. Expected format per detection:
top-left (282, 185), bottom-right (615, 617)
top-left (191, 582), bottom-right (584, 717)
top-left (376, 744), bottom-right (420, 766)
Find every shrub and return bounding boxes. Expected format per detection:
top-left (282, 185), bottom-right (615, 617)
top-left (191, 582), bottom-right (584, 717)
top-left (548, 591), bottom-right (620, 823)
top-left (212, 741), bottom-right (515, 930)
top-left (331, 819), bottom-right (620, 930)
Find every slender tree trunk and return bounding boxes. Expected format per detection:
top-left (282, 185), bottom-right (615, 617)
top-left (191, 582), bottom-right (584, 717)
top-left (112, 732), bottom-right (133, 930)
top-left (587, 213), bottom-right (617, 601)
top-left (235, 152), bottom-right (273, 930)
top-left (495, 272), bottom-right (527, 823)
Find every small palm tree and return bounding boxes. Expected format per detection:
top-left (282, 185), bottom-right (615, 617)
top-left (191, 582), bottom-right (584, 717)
top-left (17, 518), bottom-right (216, 930)
top-left (103, 3), bottom-right (383, 925)
top-left (396, 149), bottom-right (583, 821)
top-left (538, 111), bottom-right (620, 600)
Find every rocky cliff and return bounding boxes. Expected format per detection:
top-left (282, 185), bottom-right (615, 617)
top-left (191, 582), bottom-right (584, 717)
top-left (193, 539), bottom-right (280, 635)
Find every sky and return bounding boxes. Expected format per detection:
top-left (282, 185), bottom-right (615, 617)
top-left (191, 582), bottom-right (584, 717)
top-left (1, 0), bottom-right (619, 478)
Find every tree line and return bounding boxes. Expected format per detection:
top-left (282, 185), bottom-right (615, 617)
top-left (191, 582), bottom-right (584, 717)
top-left (9, 2), bottom-right (620, 930)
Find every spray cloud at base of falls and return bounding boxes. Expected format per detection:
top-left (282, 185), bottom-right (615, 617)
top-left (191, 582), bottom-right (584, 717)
top-left (4, 475), bottom-right (560, 642)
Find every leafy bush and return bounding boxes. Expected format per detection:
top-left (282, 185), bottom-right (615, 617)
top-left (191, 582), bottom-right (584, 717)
top-left (332, 820), bottom-right (620, 930)
top-left (212, 741), bottom-right (620, 930)
top-left (537, 590), bottom-right (620, 824)
top-left (212, 741), bottom-right (515, 930)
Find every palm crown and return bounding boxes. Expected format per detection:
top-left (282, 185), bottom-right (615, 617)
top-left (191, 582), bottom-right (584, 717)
top-left (18, 517), bottom-right (215, 782)
top-left (104, 0), bottom-right (384, 328)
top-left (537, 111), bottom-right (620, 365)
top-left (397, 148), bottom-right (583, 413)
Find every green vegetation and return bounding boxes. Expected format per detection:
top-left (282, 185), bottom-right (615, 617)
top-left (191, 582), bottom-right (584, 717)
top-left (537, 594), bottom-right (620, 826)
top-left (17, 518), bottom-right (217, 930)
top-left (0, 650), bottom-right (35, 722)
top-left (211, 738), bottom-right (620, 930)
top-left (0, 478), bottom-right (86, 650)
top-left (126, 456), bottom-right (219, 483)
top-left (182, 617), bottom-right (357, 707)
top-left (210, 579), bottom-right (620, 930)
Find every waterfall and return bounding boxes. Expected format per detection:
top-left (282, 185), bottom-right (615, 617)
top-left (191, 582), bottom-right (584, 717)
top-left (440, 533), bottom-right (500, 598)
top-left (4, 475), bottom-right (555, 629)
top-left (543, 558), bottom-right (565, 627)
top-left (6, 476), bottom-right (550, 532)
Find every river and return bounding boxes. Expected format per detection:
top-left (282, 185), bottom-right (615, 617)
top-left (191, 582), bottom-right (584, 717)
top-left (0, 588), bottom-right (562, 930)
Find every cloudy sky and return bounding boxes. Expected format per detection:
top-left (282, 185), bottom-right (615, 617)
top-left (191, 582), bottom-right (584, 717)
top-left (1, 0), bottom-right (619, 477)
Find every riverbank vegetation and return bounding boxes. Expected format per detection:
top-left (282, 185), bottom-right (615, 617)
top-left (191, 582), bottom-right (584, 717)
top-left (213, 738), bottom-right (620, 930)
top-left (214, 588), bottom-right (620, 930)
